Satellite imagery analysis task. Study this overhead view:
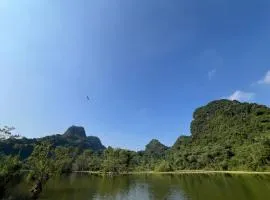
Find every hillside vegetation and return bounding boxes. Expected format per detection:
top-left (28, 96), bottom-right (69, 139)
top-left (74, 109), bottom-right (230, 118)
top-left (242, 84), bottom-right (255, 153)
top-left (171, 100), bottom-right (270, 171)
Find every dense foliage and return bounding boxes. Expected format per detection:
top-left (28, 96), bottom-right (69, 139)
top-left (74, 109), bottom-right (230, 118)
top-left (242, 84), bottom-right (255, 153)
top-left (171, 100), bottom-right (270, 171)
top-left (0, 155), bottom-right (22, 198)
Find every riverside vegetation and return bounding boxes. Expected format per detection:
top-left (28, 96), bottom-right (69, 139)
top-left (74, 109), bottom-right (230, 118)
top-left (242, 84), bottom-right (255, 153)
top-left (0, 99), bottom-right (270, 199)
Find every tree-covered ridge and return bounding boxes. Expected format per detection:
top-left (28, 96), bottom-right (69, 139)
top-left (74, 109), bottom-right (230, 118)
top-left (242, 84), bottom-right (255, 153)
top-left (0, 126), bottom-right (105, 159)
top-left (171, 99), bottom-right (270, 171)
top-left (191, 99), bottom-right (270, 141)
top-left (145, 139), bottom-right (168, 157)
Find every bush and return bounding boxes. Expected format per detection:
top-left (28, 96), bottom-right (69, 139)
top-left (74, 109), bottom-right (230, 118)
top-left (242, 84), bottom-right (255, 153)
top-left (154, 160), bottom-right (172, 172)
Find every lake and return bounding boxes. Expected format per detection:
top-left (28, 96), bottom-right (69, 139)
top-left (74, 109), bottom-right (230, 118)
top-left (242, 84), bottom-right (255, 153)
top-left (38, 173), bottom-right (270, 200)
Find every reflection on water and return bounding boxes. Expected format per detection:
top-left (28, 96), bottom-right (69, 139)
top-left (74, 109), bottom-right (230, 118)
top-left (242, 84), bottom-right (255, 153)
top-left (39, 173), bottom-right (270, 200)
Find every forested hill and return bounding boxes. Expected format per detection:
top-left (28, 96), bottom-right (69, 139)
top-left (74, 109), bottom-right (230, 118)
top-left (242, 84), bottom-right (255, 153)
top-left (145, 139), bottom-right (168, 157)
top-left (191, 99), bottom-right (270, 141)
top-left (171, 99), bottom-right (270, 171)
top-left (0, 126), bottom-right (106, 159)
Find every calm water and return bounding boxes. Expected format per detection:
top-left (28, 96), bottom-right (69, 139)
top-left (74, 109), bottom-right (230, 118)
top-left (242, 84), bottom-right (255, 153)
top-left (37, 173), bottom-right (270, 200)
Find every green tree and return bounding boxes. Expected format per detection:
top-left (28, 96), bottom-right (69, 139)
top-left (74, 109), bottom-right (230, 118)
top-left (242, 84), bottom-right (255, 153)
top-left (27, 142), bottom-right (54, 199)
top-left (155, 160), bottom-right (172, 172)
top-left (0, 155), bottom-right (22, 198)
top-left (54, 147), bottom-right (78, 174)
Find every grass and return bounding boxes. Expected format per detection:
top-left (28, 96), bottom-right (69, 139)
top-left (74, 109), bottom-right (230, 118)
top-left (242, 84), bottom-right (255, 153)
top-left (73, 170), bottom-right (270, 175)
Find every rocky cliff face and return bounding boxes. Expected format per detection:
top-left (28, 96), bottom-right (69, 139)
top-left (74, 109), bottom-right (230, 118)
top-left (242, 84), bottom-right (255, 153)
top-left (63, 126), bottom-right (87, 138)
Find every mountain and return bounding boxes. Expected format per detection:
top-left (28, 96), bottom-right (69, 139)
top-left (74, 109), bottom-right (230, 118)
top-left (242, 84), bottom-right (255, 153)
top-left (0, 126), bottom-right (106, 159)
top-left (191, 99), bottom-right (270, 142)
top-left (145, 139), bottom-right (168, 158)
top-left (170, 99), bottom-right (270, 170)
top-left (63, 126), bottom-right (87, 138)
top-left (42, 126), bottom-right (105, 151)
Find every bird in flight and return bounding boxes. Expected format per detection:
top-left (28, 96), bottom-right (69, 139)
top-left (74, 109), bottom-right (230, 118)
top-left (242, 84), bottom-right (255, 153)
top-left (86, 96), bottom-right (90, 101)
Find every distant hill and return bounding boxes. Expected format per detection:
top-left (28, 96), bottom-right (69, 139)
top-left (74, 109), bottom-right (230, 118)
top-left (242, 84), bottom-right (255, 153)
top-left (0, 126), bottom-right (106, 159)
top-left (145, 139), bottom-right (168, 158)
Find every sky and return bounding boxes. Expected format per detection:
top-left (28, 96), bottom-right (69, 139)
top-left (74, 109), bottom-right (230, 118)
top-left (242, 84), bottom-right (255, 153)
top-left (0, 0), bottom-right (270, 150)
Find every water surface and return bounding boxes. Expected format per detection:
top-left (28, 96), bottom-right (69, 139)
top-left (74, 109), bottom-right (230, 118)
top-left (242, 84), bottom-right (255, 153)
top-left (39, 173), bottom-right (270, 200)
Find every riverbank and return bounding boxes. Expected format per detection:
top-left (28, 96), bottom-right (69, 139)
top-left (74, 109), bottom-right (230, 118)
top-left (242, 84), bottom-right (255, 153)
top-left (73, 170), bottom-right (270, 175)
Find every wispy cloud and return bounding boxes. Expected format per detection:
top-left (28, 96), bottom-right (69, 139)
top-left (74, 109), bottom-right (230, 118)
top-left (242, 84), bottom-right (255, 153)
top-left (257, 70), bottom-right (270, 85)
top-left (227, 90), bottom-right (255, 102)
top-left (208, 69), bottom-right (216, 80)
top-left (199, 49), bottom-right (222, 81)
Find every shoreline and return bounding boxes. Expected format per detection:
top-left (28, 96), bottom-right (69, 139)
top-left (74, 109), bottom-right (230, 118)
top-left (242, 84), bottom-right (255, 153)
top-left (72, 170), bottom-right (270, 175)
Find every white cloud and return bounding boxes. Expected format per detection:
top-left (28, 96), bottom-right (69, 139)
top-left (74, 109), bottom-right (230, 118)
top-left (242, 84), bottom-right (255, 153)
top-left (227, 90), bottom-right (255, 102)
top-left (208, 69), bottom-right (216, 80)
top-left (258, 70), bottom-right (270, 85)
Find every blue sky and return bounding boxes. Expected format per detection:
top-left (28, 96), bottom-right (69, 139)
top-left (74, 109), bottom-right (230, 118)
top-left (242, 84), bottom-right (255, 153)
top-left (0, 0), bottom-right (270, 150)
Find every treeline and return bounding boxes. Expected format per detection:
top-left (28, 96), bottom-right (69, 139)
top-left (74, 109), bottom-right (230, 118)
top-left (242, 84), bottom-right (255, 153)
top-left (1, 99), bottom-right (270, 199)
top-left (0, 142), bottom-right (169, 199)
